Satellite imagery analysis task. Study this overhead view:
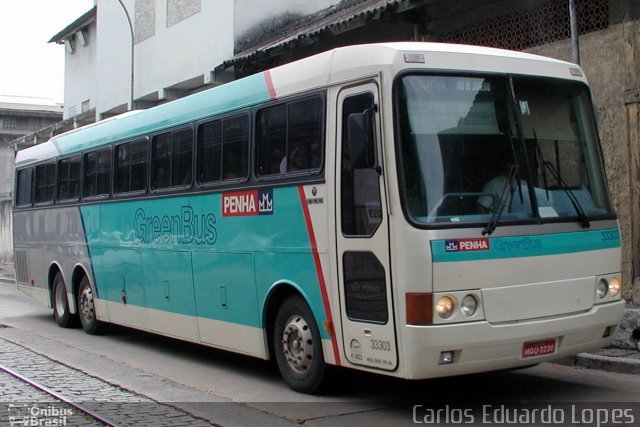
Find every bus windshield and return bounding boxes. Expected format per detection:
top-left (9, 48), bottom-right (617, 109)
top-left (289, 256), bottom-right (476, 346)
top-left (397, 74), bottom-right (614, 225)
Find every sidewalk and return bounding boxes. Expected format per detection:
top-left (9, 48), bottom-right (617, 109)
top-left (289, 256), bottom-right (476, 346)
top-left (560, 302), bottom-right (640, 375)
top-left (1, 262), bottom-right (639, 375)
top-left (0, 263), bottom-right (14, 285)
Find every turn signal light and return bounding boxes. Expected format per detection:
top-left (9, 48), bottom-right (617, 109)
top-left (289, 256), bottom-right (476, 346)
top-left (406, 293), bottom-right (433, 325)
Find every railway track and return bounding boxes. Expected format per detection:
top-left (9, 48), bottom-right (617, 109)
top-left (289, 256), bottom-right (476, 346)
top-left (1, 363), bottom-right (117, 426)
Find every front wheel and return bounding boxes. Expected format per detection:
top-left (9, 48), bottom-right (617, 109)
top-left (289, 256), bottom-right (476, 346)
top-left (273, 295), bottom-right (327, 394)
top-left (78, 276), bottom-right (106, 335)
top-left (52, 273), bottom-right (76, 328)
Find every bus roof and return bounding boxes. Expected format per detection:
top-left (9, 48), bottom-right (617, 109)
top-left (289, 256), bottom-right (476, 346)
top-left (15, 42), bottom-right (584, 168)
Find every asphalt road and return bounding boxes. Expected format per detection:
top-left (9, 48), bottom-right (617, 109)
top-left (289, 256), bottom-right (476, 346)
top-left (0, 281), bottom-right (638, 427)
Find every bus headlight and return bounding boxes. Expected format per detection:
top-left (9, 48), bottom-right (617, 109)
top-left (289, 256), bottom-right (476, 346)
top-left (460, 294), bottom-right (478, 316)
top-left (596, 279), bottom-right (608, 299)
top-left (608, 276), bottom-right (621, 297)
top-left (435, 296), bottom-right (455, 319)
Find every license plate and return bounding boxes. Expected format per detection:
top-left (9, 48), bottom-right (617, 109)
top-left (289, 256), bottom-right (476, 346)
top-left (522, 339), bottom-right (556, 358)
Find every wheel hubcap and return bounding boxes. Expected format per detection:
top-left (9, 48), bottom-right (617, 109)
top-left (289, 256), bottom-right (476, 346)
top-left (79, 286), bottom-right (95, 323)
top-left (281, 315), bottom-right (313, 372)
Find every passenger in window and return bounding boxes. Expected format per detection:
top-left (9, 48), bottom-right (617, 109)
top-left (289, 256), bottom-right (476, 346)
top-left (289, 145), bottom-right (310, 171)
top-left (477, 147), bottom-right (521, 213)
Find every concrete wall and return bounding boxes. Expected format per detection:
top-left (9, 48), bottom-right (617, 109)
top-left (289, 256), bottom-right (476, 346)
top-left (63, 21), bottom-right (98, 119)
top-left (0, 143), bottom-right (14, 263)
top-left (96, 0), bottom-right (234, 117)
top-left (525, 10), bottom-right (639, 302)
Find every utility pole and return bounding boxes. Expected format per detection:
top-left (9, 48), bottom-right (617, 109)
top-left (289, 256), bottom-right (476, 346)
top-left (117, 0), bottom-right (135, 110)
top-left (569, 0), bottom-right (580, 64)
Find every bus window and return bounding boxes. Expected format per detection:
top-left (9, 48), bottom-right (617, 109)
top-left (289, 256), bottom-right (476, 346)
top-left (197, 114), bottom-right (249, 184)
top-left (35, 161), bottom-right (56, 204)
top-left (152, 128), bottom-right (193, 190)
top-left (257, 103), bottom-right (286, 176)
top-left (57, 156), bottom-right (81, 202)
top-left (115, 139), bottom-right (148, 194)
top-left (15, 167), bottom-right (34, 207)
top-left (286, 97), bottom-right (323, 172)
top-left (83, 147), bottom-right (112, 198)
top-left (341, 92), bottom-right (382, 236)
top-left (257, 95), bottom-right (323, 177)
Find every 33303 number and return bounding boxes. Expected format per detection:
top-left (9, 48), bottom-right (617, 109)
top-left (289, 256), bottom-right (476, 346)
top-left (370, 339), bottom-right (391, 351)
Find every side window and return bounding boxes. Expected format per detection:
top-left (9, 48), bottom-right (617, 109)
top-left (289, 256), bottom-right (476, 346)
top-left (83, 147), bottom-right (111, 198)
top-left (256, 95), bottom-right (323, 177)
top-left (115, 139), bottom-right (148, 194)
top-left (287, 97), bottom-right (323, 172)
top-left (35, 162), bottom-right (56, 204)
top-left (16, 168), bottom-right (34, 207)
top-left (257, 104), bottom-right (286, 176)
top-left (197, 114), bottom-right (249, 184)
top-left (57, 156), bottom-right (81, 201)
top-left (341, 92), bottom-right (382, 236)
top-left (152, 128), bottom-right (193, 190)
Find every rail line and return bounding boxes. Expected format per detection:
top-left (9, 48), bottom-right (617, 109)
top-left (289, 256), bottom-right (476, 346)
top-left (0, 363), bottom-right (120, 427)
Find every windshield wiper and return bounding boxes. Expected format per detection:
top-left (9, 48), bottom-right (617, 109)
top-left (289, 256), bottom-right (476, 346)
top-left (541, 159), bottom-right (591, 228)
top-left (531, 129), bottom-right (590, 228)
top-left (483, 163), bottom-right (519, 236)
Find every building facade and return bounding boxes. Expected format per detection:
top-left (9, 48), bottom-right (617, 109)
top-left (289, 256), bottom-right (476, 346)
top-left (11, 0), bottom-right (640, 302)
top-left (0, 96), bottom-right (62, 262)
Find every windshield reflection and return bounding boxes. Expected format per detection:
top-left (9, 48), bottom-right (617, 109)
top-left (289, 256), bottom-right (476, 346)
top-left (397, 74), bottom-right (613, 226)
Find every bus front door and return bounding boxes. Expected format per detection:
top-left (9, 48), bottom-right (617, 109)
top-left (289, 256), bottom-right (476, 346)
top-left (335, 83), bottom-right (397, 371)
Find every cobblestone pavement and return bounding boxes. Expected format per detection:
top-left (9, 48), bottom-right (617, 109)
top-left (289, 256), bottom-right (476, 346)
top-left (0, 370), bottom-right (104, 426)
top-left (0, 336), bottom-right (218, 426)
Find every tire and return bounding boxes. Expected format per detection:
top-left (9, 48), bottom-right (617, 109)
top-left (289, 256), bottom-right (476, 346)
top-left (52, 272), bottom-right (76, 328)
top-left (273, 295), bottom-right (327, 394)
top-left (77, 275), bottom-right (106, 335)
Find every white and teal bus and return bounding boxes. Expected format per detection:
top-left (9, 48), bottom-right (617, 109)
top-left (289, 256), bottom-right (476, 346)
top-left (13, 43), bottom-right (624, 393)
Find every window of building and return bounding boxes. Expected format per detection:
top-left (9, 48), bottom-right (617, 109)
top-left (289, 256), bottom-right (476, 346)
top-left (1, 116), bottom-right (17, 130)
top-left (35, 162), bottom-right (56, 204)
top-left (197, 114), bottom-right (249, 184)
top-left (151, 128), bottom-right (193, 190)
top-left (256, 95), bottom-right (323, 177)
top-left (29, 117), bottom-right (43, 131)
top-left (83, 147), bottom-right (112, 198)
top-left (115, 139), bottom-right (148, 194)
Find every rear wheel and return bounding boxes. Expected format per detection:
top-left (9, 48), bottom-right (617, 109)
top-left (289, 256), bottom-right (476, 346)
top-left (273, 295), bottom-right (327, 394)
top-left (52, 272), bottom-right (75, 328)
top-left (78, 276), bottom-right (105, 335)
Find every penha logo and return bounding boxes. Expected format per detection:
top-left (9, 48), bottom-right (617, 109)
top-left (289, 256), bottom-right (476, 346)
top-left (444, 238), bottom-right (490, 252)
top-left (223, 189), bottom-right (273, 217)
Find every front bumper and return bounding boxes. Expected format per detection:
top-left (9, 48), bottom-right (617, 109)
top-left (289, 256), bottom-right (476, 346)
top-left (400, 300), bottom-right (624, 379)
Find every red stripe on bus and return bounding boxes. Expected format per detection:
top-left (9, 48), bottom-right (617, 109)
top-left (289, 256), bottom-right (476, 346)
top-left (297, 186), bottom-right (341, 366)
top-left (264, 70), bottom-right (277, 99)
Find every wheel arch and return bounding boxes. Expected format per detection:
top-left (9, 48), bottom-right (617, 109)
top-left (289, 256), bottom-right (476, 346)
top-left (70, 264), bottom-right (92, 315)
top-left (263, 281), bottom-right (312, 360)
top-left (47, 262), bottom-right (64, 308)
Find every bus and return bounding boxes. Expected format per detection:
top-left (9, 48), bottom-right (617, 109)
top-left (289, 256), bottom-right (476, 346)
top-left (13, 42), bottom-right (624, 393)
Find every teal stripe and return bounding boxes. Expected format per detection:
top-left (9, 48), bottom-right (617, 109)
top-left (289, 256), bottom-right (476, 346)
top-left (80, 187), bottom-right (329, 338)
top-left (431, 228), bottom-right (620, 263)
top-left (56, 73), bottom-right (271, 156)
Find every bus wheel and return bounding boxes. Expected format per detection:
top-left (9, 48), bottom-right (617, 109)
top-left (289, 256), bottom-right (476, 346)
top-left (273, 295), bottom-right (327, 394)
top-left (52, 273), bottom-right (75, 328)
top-left (78, 276), bottom-right (105, 335)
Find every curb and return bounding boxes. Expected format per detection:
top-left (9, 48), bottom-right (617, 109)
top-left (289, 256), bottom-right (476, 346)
top-left (558, 353), bottom-right (640, 376)
top-left (0, 278), bottom-right (15, 286)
